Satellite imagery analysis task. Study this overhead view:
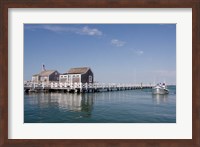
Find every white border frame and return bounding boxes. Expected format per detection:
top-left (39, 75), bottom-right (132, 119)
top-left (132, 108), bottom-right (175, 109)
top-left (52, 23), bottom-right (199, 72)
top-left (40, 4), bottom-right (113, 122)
top-left (8, 8), bottom-right (192, 139)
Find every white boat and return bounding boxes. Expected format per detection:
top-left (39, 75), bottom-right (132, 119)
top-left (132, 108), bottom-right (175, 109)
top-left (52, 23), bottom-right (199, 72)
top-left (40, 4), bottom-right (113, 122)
top-left (152, 83), bottom-right (169, 95)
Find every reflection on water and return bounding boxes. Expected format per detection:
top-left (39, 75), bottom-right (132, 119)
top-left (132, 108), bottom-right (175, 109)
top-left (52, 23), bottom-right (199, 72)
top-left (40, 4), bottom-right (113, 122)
top-left (152, 94), bottom-right (168, 104)
top-left (24, 86), bottom-right (176, 123)
top-left (25, 93), bottom-right (93, 112)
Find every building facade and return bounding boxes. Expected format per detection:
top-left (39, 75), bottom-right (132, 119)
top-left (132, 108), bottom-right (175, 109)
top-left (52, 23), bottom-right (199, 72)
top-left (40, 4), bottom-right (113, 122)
top-left (32, 70), bottom-right (60, 84)
top-left (59, 67), bottom-right (94, 84)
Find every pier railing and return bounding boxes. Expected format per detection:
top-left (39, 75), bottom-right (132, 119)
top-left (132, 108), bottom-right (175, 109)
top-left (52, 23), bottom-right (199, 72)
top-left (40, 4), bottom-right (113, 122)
top-left (24, 81), bottom-right (152, 93)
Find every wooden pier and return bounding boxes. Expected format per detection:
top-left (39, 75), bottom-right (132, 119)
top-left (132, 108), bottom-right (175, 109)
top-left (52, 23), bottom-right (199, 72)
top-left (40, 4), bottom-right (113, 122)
top-left (24, 82), bottom-right (153, 93)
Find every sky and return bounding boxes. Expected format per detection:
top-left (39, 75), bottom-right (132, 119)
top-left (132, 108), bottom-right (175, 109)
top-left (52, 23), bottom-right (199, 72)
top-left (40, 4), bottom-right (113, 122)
top-left (24, 24), bottom-right (176, 85)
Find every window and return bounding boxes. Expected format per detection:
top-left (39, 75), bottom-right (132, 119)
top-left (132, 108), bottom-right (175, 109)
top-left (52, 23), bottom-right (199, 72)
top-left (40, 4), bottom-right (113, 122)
top-left (40, 77), bottom-right (47, 82)
top-left (89, 75), bottom-right (92, 82)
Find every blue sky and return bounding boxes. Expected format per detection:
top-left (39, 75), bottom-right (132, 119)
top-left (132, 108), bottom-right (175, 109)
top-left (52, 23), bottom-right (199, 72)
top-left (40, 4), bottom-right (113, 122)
top-left (24, 24), bottom-right (176, 84)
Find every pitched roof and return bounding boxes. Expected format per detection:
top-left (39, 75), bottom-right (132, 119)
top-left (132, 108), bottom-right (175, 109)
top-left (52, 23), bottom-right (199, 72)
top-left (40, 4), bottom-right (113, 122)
top-left (39, 70), bottom-right (57, 76)
top-left (32, 74), bottom-right (39, 76)
top-left (67, 67), bottom-right (90, 74)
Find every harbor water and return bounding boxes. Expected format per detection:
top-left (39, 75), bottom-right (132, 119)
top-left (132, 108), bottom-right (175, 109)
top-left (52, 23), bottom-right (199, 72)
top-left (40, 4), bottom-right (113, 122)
top-left (24, 86), bottom-right (176, 123)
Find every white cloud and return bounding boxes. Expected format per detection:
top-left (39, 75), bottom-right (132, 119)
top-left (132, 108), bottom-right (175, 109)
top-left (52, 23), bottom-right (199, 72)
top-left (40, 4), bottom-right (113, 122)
top-left (111, 39), bottom-right (126, 47)
top-left (135, 50), bottom-right (144, 55)
top-left (25, 25), bottom-right (103, 36)
top-left (78, 26), bottom-right (102, 36)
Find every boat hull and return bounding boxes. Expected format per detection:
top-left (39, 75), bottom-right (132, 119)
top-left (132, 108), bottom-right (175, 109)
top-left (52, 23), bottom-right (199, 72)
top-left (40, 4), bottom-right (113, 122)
top-left (152, 87), bottom-right (169, 95)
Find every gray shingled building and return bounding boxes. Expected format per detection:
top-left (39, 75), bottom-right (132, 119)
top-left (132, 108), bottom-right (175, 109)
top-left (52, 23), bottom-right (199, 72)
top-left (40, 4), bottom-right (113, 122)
top-left (32, 70), bottom-right (60, 84)
top-left (59, 67), bottom-right (94, 84)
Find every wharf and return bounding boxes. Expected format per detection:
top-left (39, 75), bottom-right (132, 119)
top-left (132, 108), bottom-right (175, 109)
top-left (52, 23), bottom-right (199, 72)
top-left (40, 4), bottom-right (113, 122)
top-left (24, 82), bottom-right (153, 93)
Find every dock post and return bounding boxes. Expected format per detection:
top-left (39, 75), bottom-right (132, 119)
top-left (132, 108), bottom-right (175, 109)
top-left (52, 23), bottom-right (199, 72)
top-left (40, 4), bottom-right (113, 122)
top-left (85, 83), bottom-right (88, 92)
top-left (42, 82), bottom-right (44, 89)
top-left (33, 82), bottom-right (35, 90)
top-left (80, 83), bottom-right (82, 93)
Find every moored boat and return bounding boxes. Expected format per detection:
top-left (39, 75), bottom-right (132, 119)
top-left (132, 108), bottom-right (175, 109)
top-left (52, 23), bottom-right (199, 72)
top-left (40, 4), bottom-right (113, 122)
top-left (152, 83), bottom-right (169, 95)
